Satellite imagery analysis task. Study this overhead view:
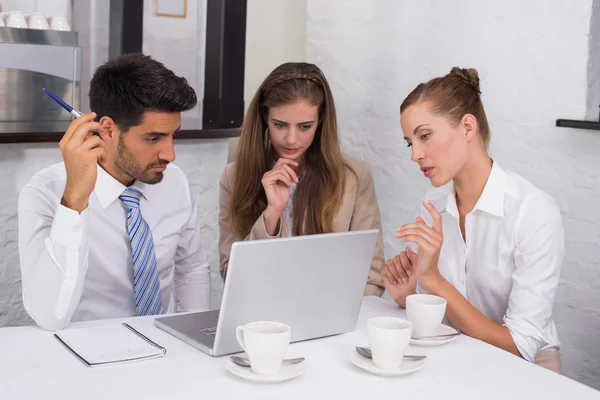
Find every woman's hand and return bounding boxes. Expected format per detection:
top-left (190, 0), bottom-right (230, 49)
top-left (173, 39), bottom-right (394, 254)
top-left (381, 248), bottom-right (418, 307)
top-left (396, 199), bottom-right (444, 287)
top-left (261, 158), bottom-right (298, 235)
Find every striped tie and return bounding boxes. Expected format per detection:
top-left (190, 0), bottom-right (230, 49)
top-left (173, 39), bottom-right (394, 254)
top-left (119, 187), bottom-right (163, 316)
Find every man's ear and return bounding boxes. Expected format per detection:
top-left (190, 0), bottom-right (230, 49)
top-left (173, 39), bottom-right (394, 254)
top-left (98, 116), bottom-right (118, 142)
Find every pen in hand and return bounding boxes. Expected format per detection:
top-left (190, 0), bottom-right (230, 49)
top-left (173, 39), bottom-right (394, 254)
top-left (43, 88), bottom-right (102, 137)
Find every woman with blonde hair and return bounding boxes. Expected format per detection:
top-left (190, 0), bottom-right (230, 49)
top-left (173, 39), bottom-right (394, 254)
top-left (384, 67), bottom-right (564, 372)
top-left (218, 62), bottom-right (384, 296)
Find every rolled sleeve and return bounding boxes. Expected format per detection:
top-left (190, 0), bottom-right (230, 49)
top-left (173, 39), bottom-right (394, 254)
top-left (502, 194), bottom-right (564, 362)
top-left (49, 204), bottom-right (88, 248)
top-left (19, 185), bottom-right (90, 331)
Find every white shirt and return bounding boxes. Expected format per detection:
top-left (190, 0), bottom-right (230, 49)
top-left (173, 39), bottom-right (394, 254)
top-left (419, 161), bottom-right (563, 362)
top-left (18, 163), bottom-right (211, 331)
top-left (283, 181), bottom-right (297, 237)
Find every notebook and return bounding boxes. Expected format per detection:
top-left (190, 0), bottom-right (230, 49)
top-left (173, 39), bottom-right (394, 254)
top-left (55, 322), bottom-right (167, 367)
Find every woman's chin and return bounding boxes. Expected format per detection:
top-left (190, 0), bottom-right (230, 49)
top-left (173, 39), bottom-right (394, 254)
top-left (428, 174), bottom-right (451, 188)
top-left (276, 150), bottom-right (304, 162)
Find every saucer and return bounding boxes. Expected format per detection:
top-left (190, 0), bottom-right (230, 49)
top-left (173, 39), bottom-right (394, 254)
top-left (410, 324), bottom-right (459, 347)
top-left (226, 359), bottom-right (304, 383)
top-left (350, 350), bottom-right (425, 377)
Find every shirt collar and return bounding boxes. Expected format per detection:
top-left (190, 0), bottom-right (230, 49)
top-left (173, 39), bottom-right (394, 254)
top-left (473, 160), bottom-right (506, 217)
top-left (426, 183), bottom-right (457, 218)
top-left (431, 160), bottom-right (506, 218)
top-left (94, 164), bottom-right (150, 209)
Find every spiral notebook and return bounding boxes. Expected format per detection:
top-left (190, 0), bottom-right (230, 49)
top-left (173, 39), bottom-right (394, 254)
top-left (55, 323), bottom-right (167, 367)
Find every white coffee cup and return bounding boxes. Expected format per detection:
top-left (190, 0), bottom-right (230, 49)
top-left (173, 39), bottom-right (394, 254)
top-left (367, 317), bottom-right (412, 370)
top-left (27, 12), bottom-right (49, 30)
top-left (236, 321), bottom-right (291, 376)
top-left (6, 11), bottom-right (27, 28)
top-left (406, 294), bottom-right (447, 338)
top-left (49, 14), bottom-right (70, 31)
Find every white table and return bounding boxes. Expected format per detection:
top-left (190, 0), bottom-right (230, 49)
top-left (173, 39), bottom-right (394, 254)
top-left (1, 297), bottom-right (597, 399)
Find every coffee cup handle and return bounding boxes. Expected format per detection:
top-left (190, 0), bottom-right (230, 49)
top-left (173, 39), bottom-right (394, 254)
top-left (235, 326), bottom-right (247, 352)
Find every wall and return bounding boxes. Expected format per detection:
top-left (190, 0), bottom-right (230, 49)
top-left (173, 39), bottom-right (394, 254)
top-left (142, 0), bottom-right (206, 123)
top-left (243, 0), bottom-right (307, 107)
top-left (307, 0), bottom-right (600, 389)
top-left (228, 0), bottom-right (307, 161)
top-left (587, 1), bottom-right (600, 120)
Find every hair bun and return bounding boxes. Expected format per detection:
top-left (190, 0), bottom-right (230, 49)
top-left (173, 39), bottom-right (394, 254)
top-left (450, 67), bottom-right (481, 94)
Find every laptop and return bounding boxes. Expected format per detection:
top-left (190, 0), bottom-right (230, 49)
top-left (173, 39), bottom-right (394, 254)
top-left (154, 229), bottom-right (379, 356)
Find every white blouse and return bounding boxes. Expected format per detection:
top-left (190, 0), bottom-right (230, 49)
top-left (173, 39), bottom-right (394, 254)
top-left (283, 181), bottom-right (297, 237)
top-left (418, 161), bottom-right (564, 362)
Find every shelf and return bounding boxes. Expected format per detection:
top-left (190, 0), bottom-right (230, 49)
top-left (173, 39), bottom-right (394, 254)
top-left (555, 119), bottom-right (600, 130)
top-left (0, 128), bottom-right (240, 144)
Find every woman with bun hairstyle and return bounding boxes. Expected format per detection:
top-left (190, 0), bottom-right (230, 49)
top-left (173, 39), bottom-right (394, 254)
top-left (382, 67), bottom-right (564, 372)
top-left (218, 62), bottom-right (385, 296)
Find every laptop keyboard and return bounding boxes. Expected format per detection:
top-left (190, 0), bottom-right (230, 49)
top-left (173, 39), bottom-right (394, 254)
top-left (199, 326), bottom-right (217, 336)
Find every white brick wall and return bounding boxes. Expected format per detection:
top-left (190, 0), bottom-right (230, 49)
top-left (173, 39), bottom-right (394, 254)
top-left (307, 0), bottom-right (600, 389)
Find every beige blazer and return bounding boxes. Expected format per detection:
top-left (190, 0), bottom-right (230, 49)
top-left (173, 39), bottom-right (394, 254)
top-left (218, 153), bottom-right (385, 296)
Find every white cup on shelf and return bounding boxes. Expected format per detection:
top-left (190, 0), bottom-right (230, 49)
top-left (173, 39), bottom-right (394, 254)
top-left (28, 12), bottom-right (49, 30)
top-left (49, 14), bottom-right (70, 31)
top-left (6, 11), bottom-right (28, 28)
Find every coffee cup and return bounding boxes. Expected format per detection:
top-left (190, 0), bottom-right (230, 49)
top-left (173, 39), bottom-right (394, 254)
top-left (236, 321), bottom-right (291, 375)
top-left (367, 317), bottom-right (412, 369)
top-left (406, 294), bottom-right (447, 338)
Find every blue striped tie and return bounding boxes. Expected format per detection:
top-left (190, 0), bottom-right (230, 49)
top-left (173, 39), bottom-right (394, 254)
top-left (119, 187), bottom-right (163, 316)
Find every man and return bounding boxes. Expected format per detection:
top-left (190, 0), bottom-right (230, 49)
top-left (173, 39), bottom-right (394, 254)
top-left (18, 53), bottom-right (210, 331)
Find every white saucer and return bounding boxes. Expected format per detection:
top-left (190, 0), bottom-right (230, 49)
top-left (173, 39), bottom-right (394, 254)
top-left (410, 324), bottom-right (459, 347)
top-left (350, 350), bottom-right (425, 377)
top-left (226, 359), bottom-right (304, 383)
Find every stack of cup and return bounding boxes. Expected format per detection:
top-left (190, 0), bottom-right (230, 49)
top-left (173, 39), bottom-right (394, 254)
top-left (48, 14), bottom-right (70, 31)
top-left (5, 11), bottom-right (27, 28)
top-left (27, 12), bottom-right (49, 29)
top-left (0, 11), bottom-right (70, 30)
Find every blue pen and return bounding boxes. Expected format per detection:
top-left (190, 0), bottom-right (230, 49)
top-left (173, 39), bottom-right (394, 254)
top-left (43, 88), bottom-right (84, 118)
top-left (43, 88), bottom-right (101, 137)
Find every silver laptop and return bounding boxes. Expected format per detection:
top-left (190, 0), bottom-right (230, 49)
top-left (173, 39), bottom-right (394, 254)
top-left (154, 229), bottom-right (379, 356)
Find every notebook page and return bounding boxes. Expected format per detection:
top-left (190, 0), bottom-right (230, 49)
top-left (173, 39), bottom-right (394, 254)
top-left (55, 323), bottom-right (165, 366)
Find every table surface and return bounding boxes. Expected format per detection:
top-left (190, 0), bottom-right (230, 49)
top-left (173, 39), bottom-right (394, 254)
top-left (1, 296), bottom-right (597, 400)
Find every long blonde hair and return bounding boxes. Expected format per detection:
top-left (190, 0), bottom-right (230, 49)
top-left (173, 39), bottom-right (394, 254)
top-left (230, 62), bottom-right (351, 237)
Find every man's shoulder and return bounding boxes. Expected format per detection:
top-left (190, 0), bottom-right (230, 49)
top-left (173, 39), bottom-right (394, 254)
top-left (21, 162), bottom-right (67, 193)
top-left (150, 163), bottom-right (193, 202)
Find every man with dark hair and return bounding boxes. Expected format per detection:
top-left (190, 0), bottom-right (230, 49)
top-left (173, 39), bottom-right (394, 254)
top-left (18, 53), bottom-right (210, 330)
